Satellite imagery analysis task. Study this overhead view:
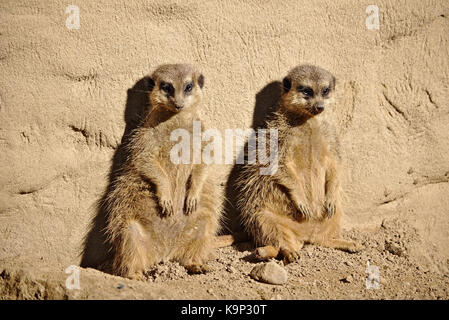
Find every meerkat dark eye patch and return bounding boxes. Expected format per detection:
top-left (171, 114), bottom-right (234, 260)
top-left (282, 77), bottom-right (291, 93)
top-left (184, 82), bottom-right (193, 94)
top-left (298, 85), bottom-right (314, 98)
top-left (198, 74), bottom-right (205, 88)
top-left (146, 78), bottom-right (155, 91)
top-left (160, 82), bottom-right (174, 96)
top-left (322, 87), bottom-right (330, 97)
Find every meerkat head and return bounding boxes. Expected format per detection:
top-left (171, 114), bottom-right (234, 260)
top-left (280, 64), bottom-right (336, 117)
top-left (146, 64), bottom-right (205, 113)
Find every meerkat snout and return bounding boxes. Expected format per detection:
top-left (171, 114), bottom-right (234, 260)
top-left (147, 64), bottom-right (205, 113)
top-left (281, 64), bottom-right (336, 117)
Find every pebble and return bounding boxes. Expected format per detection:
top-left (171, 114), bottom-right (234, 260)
top-left (340, 275), bottom-right (353, 283)
top-left (226, 266), bottom-right (236, 273)
top-left (385, 241), bottom-right (405, 256)
top-left (250, 261), bottom-right (288, 285)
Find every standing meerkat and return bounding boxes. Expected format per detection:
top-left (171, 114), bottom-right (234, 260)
top-left (236, 64), bottom-right (363, 264)
top-left (105, 64), bottom-right (223, 278)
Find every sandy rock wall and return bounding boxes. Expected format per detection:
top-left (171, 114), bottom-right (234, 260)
top-left (0, 0), bottom-right (448, 272)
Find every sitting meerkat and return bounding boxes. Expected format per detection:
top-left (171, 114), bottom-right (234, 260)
top-left (236, 64), bottom-right (363, 264)
top-left (105, 64), bottom-right (223, 278)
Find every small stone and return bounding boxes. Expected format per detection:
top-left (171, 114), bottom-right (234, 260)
top-left (117, 283), bottom-right (125, 289)
top-left (385, 241), bottom-right (405, 256)
top-left (250, 261), bottom-right (288, 285)
top-left (226, 266), bottom-right (236, 273)
top-left (207, 288), bottom-right (214, 294)
top-left (417, 264), bottom-right (430, 273)
top-left (340, 275), bottom-right (353, 283)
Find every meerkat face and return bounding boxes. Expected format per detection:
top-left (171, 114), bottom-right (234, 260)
top-left (147, 64), bottom-right (204, 113)
top-left (280, 64), bottom-right (336, 117)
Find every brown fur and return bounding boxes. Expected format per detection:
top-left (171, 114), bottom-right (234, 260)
top-left (105, 64), bottom-right (223, 279)
top-left (236, 64), bottom-right (363, 264)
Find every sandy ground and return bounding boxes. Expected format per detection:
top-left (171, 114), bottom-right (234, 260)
top-left (1, 218), bottom-right (448, 299)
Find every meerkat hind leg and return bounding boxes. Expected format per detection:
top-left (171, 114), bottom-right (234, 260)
top-left (113, 220), bottom-right (153, 279)
top-left (254, 244), bottom-right (302, 265)
top-left (279, 247), bottom-right (300, 265)
top-left (319, 238), bottom-right (364, 253)
top-left (174, 212), bottom-right (217, 275)
top-left (251, 208), bottom-right (304, 264)
top-left (254, 245), bottom-right (280, 261)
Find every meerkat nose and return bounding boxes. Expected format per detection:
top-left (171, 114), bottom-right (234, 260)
top-left (315, 104), bottom-right (324, 112)
top-left (175, 103), bottom-right (184, 110)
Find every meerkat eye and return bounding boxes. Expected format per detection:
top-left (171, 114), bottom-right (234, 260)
top-left (322, 87), bottom-right (330, 97)
top-left (184, 82), bottom-right (193, 93)
top-left (298, 85), bottom-right (314, 98)
top-left (160, 82), bottom-right (172, 94)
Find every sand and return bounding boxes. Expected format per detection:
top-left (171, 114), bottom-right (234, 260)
top-left (1, 0), bottom-right (448, 299)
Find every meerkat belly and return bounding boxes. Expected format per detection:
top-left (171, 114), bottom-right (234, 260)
top-left (165, 159), bottom-right (192, 215)
top-left (293, 136), bottom-right (327, 217)
top-left (140, 125), bottom-right (196, 255)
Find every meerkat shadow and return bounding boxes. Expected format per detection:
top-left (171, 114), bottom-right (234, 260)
top-left (79, 76), bottom-right (151, 270)
top-left (251, 81), bottom-right (281, 130)
top-left (221, 81), bottom-right (281, 250)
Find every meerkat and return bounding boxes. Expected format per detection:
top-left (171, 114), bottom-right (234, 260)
top-left (236, 64), bottom-right (363, 264)
top-left (104, 64), bottom-right (223, 279)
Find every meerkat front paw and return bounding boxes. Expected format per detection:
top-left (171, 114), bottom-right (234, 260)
top-left (158, 196), bottom-right (174, 217)
top-left (184, 193), bottom-right (199, 215)
top-left (324, 199), bottom-right (337, 218)
top-left (293, 200), bottom-right (312, 220)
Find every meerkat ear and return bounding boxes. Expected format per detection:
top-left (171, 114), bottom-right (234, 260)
top-left (282, 77), bottom-right (291, 93)
top-left (146, 77), bottom-right (155, 91)
top-left (198, 74), bottom-right (205, 88)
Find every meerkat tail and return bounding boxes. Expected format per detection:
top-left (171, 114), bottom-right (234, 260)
top-left (214, 232), bottom-right (249, 248)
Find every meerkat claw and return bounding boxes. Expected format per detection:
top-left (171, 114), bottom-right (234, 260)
top-left (160, 199), bottom-right (174, 217)
top-left (325, 200), bottom-right (336, 218)
top-left (184, 195), bottom-right (198, 215)
top-left (279, 248), bottom-right (299, 265)
top-left (297, 203), bottom-right (312, 220)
